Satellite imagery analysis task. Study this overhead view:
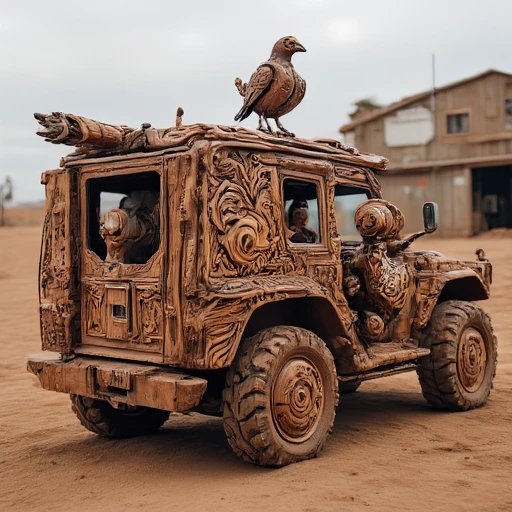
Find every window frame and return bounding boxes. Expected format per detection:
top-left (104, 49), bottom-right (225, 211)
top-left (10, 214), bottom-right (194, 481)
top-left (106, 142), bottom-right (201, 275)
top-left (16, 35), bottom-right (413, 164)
top-left (81, 166), bottom-right (164, 270)
top-left (505, 98), bottom-right (512, 130)
top-left (280, 170), bottom-right (327, 249)
top-left (334, 183), bottom-right (371, 243)
top-left (444, 109), bottom-right (471, 136)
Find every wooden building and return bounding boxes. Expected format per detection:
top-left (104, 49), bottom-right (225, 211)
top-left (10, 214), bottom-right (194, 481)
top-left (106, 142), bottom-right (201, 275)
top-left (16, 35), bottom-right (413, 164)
top-left (339, 69), bottom-right (512, 237)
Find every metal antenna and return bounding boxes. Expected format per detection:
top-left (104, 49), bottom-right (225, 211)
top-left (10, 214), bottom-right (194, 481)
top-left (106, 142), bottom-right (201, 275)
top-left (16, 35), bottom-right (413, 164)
top-left (430, 54), bottom-right (436, 112)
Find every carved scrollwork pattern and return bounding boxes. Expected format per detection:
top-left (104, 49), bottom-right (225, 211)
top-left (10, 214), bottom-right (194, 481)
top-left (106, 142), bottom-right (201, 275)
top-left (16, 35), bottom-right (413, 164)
top-left (198, 276), bottom-right (330, 368)
top-left (202, 295), bottom-right (266, 368)
top-left (138, 285), bottom-right (163, 343)
top-left (413, 277), bottom-right (443, 331)
top-left (40, 186), bottom-right (67, 296)
top-left (334, 165), bottom-right (383, 199)
top-left (326, 176), bottom-right (339, 241)
top-left (39, 171), bottom-right (80, 353)
top-left (40, 300), bottom-right (75, 349)
top-left (84, 282), bottom-right (105, 336)
top-left (209, 151), bottom-right (286, 277)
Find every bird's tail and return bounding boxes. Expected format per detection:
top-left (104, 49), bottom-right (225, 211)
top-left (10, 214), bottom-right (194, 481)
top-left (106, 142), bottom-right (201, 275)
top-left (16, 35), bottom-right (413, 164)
top-left (234, 77), bottom-right (252, 121)
top-left (234, 106), bottom-right (251, 122)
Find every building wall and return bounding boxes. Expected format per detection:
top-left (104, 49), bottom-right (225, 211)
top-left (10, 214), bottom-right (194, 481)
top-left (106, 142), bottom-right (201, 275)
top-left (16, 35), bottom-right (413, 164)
top-left (431, 74), bottom-right (512, 161)
top-left (384, 106), bottom-right (435, 147)
top-left (378, 166), bottom-right (472, 238)
top-left (350, 73), bottom-right (512, 166)
top-left (345, 72), bottom-right (512, 237)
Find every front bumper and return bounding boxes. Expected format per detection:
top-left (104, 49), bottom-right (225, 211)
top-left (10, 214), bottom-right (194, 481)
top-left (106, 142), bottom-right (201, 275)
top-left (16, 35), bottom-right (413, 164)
top-left (27, 354), bottom-right (207, 412)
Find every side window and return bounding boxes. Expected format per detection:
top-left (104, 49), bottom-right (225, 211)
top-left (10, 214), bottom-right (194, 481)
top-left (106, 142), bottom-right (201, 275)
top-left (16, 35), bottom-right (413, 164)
top-left (506, 98), bottom-right (512, 130)
top-left (87, 171), bottom-right (160, 264)
top-left (446, 113), bottom-right (469, 134)
top-left (334, 185), bottom-right (370, 241)
top-left (283, 178), bottom-right (321, 244)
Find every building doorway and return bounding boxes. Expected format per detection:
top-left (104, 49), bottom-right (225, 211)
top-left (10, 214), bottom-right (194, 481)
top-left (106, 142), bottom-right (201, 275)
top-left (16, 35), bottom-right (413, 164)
top-left (472, 165), bottom-right (512, 232)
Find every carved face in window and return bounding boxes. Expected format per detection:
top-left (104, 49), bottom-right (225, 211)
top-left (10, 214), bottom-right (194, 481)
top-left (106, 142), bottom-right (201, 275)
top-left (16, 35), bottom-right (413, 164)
top-left (87, 172), bottom-right (161, 264)
top-left (292, 206), bottom-right (309, 227)
top-left (283, 179), bottom-right (320, 244)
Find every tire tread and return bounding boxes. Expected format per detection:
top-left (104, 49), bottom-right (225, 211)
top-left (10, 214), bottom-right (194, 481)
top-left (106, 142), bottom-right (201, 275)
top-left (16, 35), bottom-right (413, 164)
top-left (417, 300), bottom-right (497, 411)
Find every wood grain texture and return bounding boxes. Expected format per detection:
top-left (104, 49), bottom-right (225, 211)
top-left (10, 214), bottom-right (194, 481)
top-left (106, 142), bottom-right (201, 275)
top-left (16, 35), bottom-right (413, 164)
top-left (234, 36), bottom-right (307, 136)
top-left (34, 115), bottom-right (492, 382)
top-left (27, 354), bottom-right (207, 412)
top-left (28, 102), bottom-right (500, 467)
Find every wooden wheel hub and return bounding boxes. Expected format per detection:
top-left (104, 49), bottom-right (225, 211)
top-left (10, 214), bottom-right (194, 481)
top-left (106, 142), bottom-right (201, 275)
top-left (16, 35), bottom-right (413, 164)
top-left (271, 357), bottom-right (324, 443)
top-left (457, 327), bottom-right (487, 392)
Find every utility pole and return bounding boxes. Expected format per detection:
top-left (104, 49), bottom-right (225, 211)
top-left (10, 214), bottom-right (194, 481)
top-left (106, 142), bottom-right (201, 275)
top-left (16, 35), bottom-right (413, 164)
top-left (430, 53), bottom-right (436, 112)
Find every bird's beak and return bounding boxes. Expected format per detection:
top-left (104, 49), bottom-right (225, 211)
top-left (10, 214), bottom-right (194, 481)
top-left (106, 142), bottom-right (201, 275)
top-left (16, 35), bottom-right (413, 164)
top-left (295, 43), bottom-right (306, 53)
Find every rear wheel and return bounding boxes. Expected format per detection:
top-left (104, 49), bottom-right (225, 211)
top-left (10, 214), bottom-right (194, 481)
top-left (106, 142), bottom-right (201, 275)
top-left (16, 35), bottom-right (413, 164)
top-left (223, 326), bottom-right (338, 467)
top-left (417, 301), bottom-right (497, 411)
top-left (70, 395), bottom-right (170, 438)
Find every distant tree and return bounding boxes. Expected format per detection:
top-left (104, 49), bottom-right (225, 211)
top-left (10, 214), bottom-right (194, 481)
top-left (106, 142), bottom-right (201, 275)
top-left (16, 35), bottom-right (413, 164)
top-left (353, 97), bottom-right (381, 109)
top-left (0, 177), bottom-right (13, 227)
top-left (349, 98), bottom-right (382, 122)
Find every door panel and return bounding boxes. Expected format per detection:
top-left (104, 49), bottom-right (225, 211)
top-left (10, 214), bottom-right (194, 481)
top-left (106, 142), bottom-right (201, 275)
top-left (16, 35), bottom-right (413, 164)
top-left (82, 279), bottom-right (163, 353)
top-left (79, 161), bottom-right (165, 360)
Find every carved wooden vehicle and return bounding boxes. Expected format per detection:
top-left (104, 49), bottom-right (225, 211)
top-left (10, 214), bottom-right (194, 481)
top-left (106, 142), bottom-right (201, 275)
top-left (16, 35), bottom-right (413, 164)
top-left (28, 113), bottom-right (497, 467)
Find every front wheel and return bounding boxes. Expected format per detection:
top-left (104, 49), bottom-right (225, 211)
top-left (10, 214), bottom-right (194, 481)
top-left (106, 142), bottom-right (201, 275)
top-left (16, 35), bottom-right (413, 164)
top-left (70, 395), bottom-right (170, 438)
top-left (417, 301), bottom-right (497, 411)
top-left (222, 326), bottom-right (339, 467)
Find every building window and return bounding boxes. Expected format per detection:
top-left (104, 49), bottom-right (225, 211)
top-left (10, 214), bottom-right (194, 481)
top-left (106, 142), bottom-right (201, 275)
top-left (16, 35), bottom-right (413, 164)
top-left (446, 113), bottom-right (469, 134)
top-left (506, 99), bottom-right (512, 130)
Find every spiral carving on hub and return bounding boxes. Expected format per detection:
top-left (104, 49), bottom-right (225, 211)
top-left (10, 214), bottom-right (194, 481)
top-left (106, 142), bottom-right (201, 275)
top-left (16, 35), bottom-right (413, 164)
top-left (272, 358), bottom-right (324, 443)
top-left (457, 327), bottom-right (487, 392)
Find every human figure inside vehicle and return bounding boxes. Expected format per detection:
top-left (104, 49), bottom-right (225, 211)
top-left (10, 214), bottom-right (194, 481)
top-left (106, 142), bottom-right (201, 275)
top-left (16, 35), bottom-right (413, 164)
top-left (288, 199), bottom-right (317, 243)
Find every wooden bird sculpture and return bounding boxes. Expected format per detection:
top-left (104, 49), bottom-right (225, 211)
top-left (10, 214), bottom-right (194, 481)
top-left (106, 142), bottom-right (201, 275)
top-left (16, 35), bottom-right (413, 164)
top-left (234, 36), bottom-right (306, 137)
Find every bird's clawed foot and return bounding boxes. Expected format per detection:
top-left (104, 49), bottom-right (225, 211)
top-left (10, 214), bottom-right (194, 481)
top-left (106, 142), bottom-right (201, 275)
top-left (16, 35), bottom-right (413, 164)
top-left (257, 115), bottom-right (273, 134)
top-left (275, 129), bottom-right (295, 137)
top-left (275, 119), bottom-right (295, 137)
top-left (256, 116), bottom-right (295, 137)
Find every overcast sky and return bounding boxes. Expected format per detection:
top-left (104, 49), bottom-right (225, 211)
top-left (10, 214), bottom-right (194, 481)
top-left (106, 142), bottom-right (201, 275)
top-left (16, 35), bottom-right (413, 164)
top-left (1, 0), bottom-right (511, 203)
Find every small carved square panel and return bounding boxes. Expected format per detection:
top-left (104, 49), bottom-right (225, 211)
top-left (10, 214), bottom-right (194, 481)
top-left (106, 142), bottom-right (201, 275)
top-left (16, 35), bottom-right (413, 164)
top-left (105, 284), bottom-right (130, 340)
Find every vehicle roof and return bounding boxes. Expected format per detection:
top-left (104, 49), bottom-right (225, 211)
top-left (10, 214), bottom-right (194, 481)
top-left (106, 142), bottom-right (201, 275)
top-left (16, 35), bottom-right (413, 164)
top-left (63, 123), bottom-right (388, 171)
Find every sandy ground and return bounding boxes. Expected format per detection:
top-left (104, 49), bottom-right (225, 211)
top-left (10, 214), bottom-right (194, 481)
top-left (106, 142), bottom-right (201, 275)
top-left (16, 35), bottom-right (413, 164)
top-left (0, 224), bottom-right (511, 512)
top-left (1, 207), bottom-right (45, 227)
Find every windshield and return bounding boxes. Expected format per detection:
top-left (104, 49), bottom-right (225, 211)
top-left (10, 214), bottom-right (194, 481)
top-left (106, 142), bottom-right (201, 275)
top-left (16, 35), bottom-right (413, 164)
top-left (334, 185), bottom-right (370, 242)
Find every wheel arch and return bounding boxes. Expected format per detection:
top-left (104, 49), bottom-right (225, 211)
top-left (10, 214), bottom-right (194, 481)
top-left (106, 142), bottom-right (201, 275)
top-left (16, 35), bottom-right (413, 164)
top-left (438, 275), bottom-right (489, 302)
top-left (242, 295), bottom-right (346, 354)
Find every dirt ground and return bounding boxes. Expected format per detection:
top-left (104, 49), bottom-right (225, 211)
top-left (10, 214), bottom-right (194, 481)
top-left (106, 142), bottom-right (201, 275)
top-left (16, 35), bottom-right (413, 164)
top-left (1, 224), bottom-right (511, 512)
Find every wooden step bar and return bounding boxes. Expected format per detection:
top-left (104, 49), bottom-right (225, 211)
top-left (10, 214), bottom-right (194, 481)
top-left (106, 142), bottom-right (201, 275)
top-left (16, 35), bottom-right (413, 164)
top-left (338, 363), bottom-right (419, 384)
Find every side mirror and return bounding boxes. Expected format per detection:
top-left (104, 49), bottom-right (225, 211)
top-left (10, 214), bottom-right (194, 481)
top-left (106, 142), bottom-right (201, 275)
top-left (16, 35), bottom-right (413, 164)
top-left (423, 202), bottom-right (438, 233)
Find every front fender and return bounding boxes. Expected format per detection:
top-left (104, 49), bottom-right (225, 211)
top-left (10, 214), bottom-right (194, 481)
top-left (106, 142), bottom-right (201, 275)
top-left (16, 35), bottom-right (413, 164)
top-left (414, 268), bottom-right (489, 332)
top-left (439, 270), bottom-right (490, 302)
